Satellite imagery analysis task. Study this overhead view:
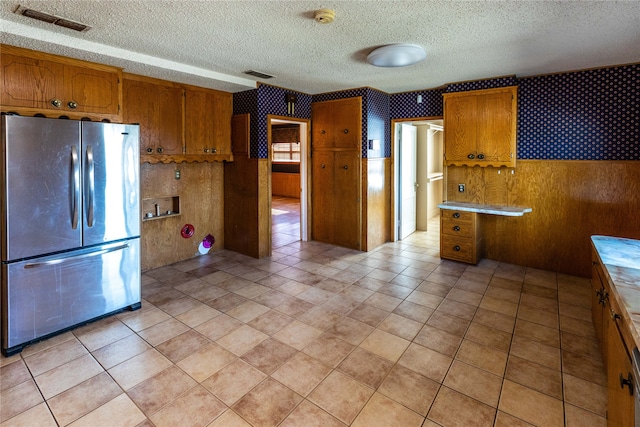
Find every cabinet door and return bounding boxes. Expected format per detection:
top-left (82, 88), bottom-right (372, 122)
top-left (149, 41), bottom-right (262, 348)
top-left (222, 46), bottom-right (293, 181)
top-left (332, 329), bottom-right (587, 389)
top-left (64, 64), bottom-right (120, 116)
top-left (312, 97), bottom-right (362, 150)
top-left (476, 90), bottom-right (515, 165)
top-left (333, 151), bottom-right (361, 250)
top-left (123, 79), bottom-right (184, 156)
top-left (311, 151), bottom-right (335, 243)
top-left (311, 101), bottom-right (333, 149)
top-left (231, 114), bottom-right (250, 156)
top-left (332, 97), bottom-right (361, 150)
top-left (607, 308), bottom-right (635, 427)
top-left (591, 256), bottom-right (607, 364)
top-left (185, 88), bottom-right (232, 155)
top-left (1, 52), bottom-right (64, 110)
top-left (443, 95), bottom-right (477, 164)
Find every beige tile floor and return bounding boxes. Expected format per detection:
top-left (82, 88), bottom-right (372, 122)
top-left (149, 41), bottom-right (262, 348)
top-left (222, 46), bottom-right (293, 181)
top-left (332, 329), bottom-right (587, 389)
top-left (0, 198), bottom-right (608, 426)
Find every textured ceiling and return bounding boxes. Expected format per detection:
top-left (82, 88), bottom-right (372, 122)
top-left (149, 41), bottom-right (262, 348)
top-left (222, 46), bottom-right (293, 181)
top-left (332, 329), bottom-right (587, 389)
top-left (1, 1), bottom-right (639, 94)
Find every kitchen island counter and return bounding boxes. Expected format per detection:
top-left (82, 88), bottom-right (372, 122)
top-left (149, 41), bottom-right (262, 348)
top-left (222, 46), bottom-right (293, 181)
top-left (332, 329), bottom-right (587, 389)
top-left (592, 235), bottom-right (640, 349)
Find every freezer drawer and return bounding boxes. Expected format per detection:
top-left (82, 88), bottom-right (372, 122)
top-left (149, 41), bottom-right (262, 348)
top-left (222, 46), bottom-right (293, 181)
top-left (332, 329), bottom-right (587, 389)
top-left (2, 239), bottom-right (141, 355)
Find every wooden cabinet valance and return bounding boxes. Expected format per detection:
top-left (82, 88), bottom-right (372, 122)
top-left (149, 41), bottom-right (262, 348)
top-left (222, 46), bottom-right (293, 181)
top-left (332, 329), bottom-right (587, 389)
top-left (1, 44), bottom-right (122, 122)
top-left (443, 86), bottom-right (517, 167)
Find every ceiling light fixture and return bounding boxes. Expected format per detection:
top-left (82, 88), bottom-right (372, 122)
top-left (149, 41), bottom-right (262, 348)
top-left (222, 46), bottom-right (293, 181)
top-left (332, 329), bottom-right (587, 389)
top-left (367, 44), bottom-right (426, 67)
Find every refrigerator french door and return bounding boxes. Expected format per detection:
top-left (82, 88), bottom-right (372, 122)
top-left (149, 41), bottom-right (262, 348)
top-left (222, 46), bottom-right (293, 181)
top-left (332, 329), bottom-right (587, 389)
top-left (1, 115), bottom-right (141, 356)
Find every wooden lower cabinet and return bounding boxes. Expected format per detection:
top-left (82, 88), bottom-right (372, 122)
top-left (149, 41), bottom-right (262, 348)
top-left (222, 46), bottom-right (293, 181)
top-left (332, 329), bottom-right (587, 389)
top-left (606, 297), bottom-right (635, 427)
top-left (311, 150), bottom-right (361, 250)
top-left (440, 210), bottom-right (482, 264)
top-left (591, 246), bottom-right (636, 426)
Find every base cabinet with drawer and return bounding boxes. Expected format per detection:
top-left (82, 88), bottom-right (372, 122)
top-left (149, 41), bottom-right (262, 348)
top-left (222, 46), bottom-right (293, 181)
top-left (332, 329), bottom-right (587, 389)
top-left (591, 244), bottom-right (635, 426)
top-left (440, 210), bottom-right (482, 264)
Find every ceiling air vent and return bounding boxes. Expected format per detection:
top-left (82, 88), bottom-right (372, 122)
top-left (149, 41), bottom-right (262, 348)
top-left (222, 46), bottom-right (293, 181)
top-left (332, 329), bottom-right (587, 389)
top-left (14, 5), bottom-right (91, 32)
top-left (243, 70), bottom-right (275, 79)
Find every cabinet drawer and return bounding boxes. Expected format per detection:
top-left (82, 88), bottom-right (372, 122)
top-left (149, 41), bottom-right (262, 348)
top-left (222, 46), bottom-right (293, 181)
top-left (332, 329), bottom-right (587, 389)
top-left (441, 210), bottom-right (473, 223)
top-left (440, 236), bottom-right (473, 263)
top-left (441, 221), bottom-right (474, 238)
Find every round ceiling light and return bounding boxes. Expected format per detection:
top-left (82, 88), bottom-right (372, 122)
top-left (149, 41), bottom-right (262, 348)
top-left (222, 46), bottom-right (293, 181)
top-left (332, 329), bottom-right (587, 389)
top-left (367, 44), bottom-right (426, 67)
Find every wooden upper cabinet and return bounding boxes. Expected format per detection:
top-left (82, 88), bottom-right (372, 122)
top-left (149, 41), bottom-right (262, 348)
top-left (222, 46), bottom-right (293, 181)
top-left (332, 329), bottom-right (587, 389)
top-left (231, 114), bottom-right (250, 156)
top-left (312, 97), bottom-right (362, 150)
top-left (185, 87), bottom-right (232, 156)
top-left (1, 44), bottom-right (122, 121)
top-left (123, 75), bottom-right (184, 157)
top-left (443, 86), bottom-right (517, 167)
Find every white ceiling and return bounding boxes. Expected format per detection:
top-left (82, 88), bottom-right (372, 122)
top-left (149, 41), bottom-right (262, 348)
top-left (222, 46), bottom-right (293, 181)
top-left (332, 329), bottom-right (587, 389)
top-left (1, 1), bottom-right (639, 94)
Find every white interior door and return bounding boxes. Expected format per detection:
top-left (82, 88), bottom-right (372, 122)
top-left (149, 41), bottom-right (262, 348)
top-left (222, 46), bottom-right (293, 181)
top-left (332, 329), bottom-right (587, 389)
top-left (399, 123), bottom-right (417, 239)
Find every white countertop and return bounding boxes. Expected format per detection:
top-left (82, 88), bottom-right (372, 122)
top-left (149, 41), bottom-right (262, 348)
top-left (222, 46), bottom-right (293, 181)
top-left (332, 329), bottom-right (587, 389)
top-left (591, 235), bottom-right (640, 349)
top-left (438, 201), bottom-right (532, 217)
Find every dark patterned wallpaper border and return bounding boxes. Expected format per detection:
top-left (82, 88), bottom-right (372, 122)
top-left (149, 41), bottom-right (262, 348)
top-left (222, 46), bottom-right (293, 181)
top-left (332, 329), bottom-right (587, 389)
top-left (235, 64), bottom-right (639, 160)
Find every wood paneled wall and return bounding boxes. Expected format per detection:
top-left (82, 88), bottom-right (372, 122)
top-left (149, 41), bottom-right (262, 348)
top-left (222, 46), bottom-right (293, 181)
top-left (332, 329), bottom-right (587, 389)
top-left (446, 160), bottom-right (640, 277)
top-left (272, 172), bottom-right (300, 198)
top-left (364, 158), bottom-right (392, 250)
top-left (141, 162), bottom-right (224, 271)
top-left (224, 155), bottom-right (260, 258)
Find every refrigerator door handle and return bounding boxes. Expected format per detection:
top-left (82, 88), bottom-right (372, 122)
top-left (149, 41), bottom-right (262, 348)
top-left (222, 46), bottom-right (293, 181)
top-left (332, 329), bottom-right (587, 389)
top-left (71, 145), bottom-right (80, 230)
top-left (23, 244), bottom-right (130, 269)
top-left (86, 145), bottom-right (95, 227)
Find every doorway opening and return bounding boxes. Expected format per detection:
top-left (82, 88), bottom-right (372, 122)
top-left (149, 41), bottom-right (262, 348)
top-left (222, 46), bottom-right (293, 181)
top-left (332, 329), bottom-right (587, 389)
top-left (268, 116), bottom-right (310, 250)
top-left (392, 118), bottom-right (444, 241)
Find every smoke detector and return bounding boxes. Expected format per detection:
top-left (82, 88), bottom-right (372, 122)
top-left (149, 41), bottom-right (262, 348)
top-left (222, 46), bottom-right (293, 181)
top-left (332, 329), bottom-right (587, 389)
top-left (314, 9), bottom-right (335, 24)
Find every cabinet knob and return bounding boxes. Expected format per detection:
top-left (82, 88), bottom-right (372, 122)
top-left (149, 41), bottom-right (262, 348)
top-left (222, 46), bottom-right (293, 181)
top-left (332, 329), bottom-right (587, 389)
top-left (619, 373), bottom-right (634, 396)
top-left (610, 308), bottom-right (621, 320)
top-left (477, 153), bottom-right (485, 160)
top-left (453, 245), bottom-right (461, 251)
top-left (343, 165), bottom-right (349, 170)
top-left (453, 226), bottom-right (461, 232)
top-left (321, 164), bottom-right (326, 169)
top-left (51, 99), bottom-right (63, 108)
top-left (211, 148), bottom-right (217, 153)
top-left (204, 148), bottom-right (210, 153)
top-left (67, 101), bottom-right (78, 109)
top-left (146, 147), bottom-right (153, 153)
top-left (321, 130), bottom-right (326, 134)
top-left (343, 129), bottom-right (349, 134)
top-left (452, 212), bottom-right (460, 218)
top-left (157, 147), bottom-right (164, 154)
top-left (467, 153), bottom-right (475, 159)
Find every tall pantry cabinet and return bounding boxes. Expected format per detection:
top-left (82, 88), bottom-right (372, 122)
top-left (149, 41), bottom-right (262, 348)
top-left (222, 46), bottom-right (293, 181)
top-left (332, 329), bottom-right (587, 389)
top-left (311, 97), bottom-right (362, 250)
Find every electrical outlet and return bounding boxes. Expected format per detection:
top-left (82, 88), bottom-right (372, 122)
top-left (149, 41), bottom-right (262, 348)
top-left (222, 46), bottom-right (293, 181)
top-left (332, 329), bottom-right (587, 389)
top-left (458, 184), bottom-right (465, 193)
top-left (175, 169), bottom-right (181, 180)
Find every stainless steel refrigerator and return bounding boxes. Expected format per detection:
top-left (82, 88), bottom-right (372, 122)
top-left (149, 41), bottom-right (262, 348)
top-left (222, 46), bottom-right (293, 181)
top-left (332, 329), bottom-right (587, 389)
top-left (1, 115), bottom-right (141, 356)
